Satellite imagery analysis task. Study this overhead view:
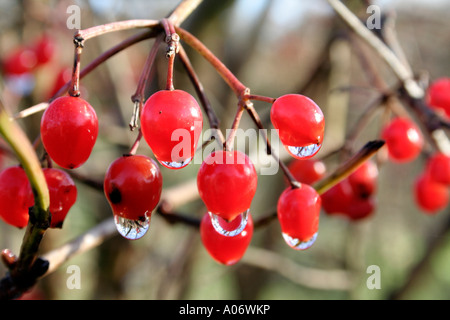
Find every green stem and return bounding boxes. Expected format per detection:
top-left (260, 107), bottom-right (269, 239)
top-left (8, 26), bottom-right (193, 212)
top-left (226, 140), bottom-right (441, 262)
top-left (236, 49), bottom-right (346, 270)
top-left (314, 140), bottom-right (385, 195)
top-left (0, 99), bottom-right (50, 277)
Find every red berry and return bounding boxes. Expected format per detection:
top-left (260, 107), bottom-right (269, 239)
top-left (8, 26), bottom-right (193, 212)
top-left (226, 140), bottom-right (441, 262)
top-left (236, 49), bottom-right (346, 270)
top-left (381, 117), bottom-right (423, 163)
top-left (345, 195), bottom-right (375, 220)
top-left (104, 154), bottom-right (163, 222)
top-left (0, 166), bottom-right (34, 228)
top-left (321, 177), bottom-right (376, 221)
top-left (32, 35), bottom-right (55, 66)
top-left (40, 96), bottom-right (98, 169)
top-left (197, 150), bottom-right (257, 223)
top-left (347, 160), bottom-right (378, 198)
top-left (321, 179), bottom-right (353, 216)
top-left (426, 77), bottom-right (450, 118)
top-left (287, 158), bottom-right (326, 185)
top-left (1, 46), bottom-right (38, 75)
top-left (270, 94), bottom-right (325, 159)
top-left (425, 152), bottom-right (450, 185)
top-left (277, 184), bottom-right (321, 250)
top-left (200, 212), bottom-right (253, 266)
top-left (414, 172), bottom-right (449, 214)
top-left (141, 89), bottom-right (203, 169)
top-left (43, 168), bottom-right (77, 228)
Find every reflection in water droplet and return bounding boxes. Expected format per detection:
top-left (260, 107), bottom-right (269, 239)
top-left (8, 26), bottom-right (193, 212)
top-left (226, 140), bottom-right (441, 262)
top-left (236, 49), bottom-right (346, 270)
top-left (282, 232), bottom-right (318, 250)
top-left (287, 143), bottom-right (321, 159)
top-left (114, 215), bottom-right (150, 240)
top-left (209, 209), bottom-right (249, 237)
top-left (160, 157), bottom-right (193, 169)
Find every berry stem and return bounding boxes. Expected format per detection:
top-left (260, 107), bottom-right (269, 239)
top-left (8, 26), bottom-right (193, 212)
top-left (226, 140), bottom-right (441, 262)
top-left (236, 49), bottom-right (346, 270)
top-left (68, 39), bottom-right (84, 97)
top-left (161, 19), bottom-right (179, 91)
top-left (0, 99), bottom-right (50, 298)
top-left (177, 44), bottom-right (225, 143)
top-left (313, 140), bottom-right (385, 195)
top-left (245, 100), bottom-right (301, 188)
top-left (75, 19), bottom-right (160, 41)
top-left (129, 130), bottom-right (143, 156)
top-left (175, 26), bottom-right (248, 97)
top-left (245, 94), bottom-right (276, 104)
top-left (130, 33), bottom-right (165, 130)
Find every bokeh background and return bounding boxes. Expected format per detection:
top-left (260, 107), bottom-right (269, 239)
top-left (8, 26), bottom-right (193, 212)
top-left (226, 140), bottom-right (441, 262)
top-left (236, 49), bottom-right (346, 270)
top-left (1, 0), bottom-right (450, 300)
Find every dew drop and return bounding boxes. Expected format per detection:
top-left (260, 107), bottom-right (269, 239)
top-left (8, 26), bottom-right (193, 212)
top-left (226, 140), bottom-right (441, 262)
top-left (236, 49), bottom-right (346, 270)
top-left (282, 232), bottom-right (318, 250)
top-left (209, 209), bottom-right (249, 237)
top-left (159, 157), bottom-right (193, 169)
top-left (287, 143), bottom-right (321, 159)
top-left (114, 215), bottom-right (150, 240)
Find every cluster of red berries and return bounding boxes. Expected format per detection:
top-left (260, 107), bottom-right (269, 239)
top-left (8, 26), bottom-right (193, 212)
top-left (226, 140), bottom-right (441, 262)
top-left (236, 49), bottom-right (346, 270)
top-left (0, 165), bottom-right (77, 229)
top-left (1, 35), bottom-right (55, 77)
top-left (410, 77), bottom-right (450, 213)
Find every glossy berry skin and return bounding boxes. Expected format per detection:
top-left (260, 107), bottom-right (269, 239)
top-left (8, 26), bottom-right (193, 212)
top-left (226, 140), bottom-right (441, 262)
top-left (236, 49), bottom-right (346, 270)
top-left (104, 155), bottom-right (163, 221)
top-left (425, 153), bottom-right (450, 185)
top-left (426, 78), bottom-right (450, 118)
top-left (1, 46), bottom-right (37, 76)
top-left (43, 168), bottom-right (77, 228)
top-left (40, 96), bottom-right (98, 169)
top-left (200, 212), bottom-right (253, 266)
top-left (287, 158), bottom-right (326, 185)
top-left (381, 117), bottom-right (423, 163)
top-left (414, 173), bottom-right (449, 214)
top-left (197, 150), bottom-right (257, 222)
top-left (140, 90), bottom-right (203, 168)
top-left (0, 166), bottom-right (34, 228)
top-left (277, 184), bottom-right (321, 245)
top-left (270, 94), bottom-right (325, 159)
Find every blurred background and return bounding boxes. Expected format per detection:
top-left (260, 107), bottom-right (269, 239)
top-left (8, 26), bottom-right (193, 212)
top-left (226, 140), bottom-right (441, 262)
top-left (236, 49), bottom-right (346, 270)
top-left (1, 0), bottom-right (450, 300)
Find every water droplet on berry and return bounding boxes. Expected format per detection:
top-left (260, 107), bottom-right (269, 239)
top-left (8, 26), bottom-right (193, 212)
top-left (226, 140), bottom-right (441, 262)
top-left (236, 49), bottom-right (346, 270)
top-left (287, 143), bottom-right (321, 159)
top-left (114, 215), bottom-right (150, 240)
top-left (208, 209), bottom-right (249, 237)
top-left (282, 231), bottom-right (318, 250)
top-left (159, 157), bottom-right (193, 169)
